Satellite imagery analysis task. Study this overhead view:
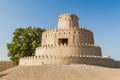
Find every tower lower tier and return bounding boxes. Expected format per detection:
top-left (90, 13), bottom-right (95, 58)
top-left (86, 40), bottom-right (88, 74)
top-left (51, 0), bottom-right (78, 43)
top-left (35, 43), bottom-right (102, 56)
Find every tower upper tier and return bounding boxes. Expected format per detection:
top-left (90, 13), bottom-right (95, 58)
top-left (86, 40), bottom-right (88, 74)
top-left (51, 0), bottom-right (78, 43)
top-left (58, 13), bottom-right (79, 30)
top-left (35, 13), bottom-right (101, 56)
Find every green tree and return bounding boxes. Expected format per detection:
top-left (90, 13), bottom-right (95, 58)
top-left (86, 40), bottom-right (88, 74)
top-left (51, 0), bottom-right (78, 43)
top-left (7, 26), bottom-right (45, 65)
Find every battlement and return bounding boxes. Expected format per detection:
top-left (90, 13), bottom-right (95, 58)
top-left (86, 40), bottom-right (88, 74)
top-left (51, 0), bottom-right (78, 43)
top-left (79, 27), bottom-right (92, 33)
top-left (58, 13), bottom-right (79, 30)
top-left (37, 43), bottom-right (100, 49)
top-left (43, 27), bottom-right (93, 34)
top-left (58, 13), bottom-right (78, 19)
top-left (0, 61), bottom-right (11, 63)
top-left (58, 13), bottom-right (78, 22)
top-left (19, 55), bottom-right (118, 68)
top-left (78, 43), bottom-right (100, 48)
top-left (21, 55), bottom-right (110, 60)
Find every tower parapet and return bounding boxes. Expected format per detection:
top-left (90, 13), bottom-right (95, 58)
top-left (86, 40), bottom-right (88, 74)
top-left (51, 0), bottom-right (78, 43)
top-left (58, 13), bottom-right (79, 30)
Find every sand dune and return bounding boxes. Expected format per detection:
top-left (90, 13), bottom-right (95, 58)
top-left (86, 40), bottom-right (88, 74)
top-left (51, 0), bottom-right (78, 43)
top-left (0, 64), bottom-right (120, 80)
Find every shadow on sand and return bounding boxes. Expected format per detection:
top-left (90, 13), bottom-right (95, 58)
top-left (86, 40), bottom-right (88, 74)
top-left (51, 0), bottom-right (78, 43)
top-left (0, 73), bottom-right (9, 78)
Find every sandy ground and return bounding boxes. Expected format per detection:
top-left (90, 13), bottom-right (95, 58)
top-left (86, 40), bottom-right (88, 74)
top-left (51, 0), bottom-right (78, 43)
top-left (0, 64), bottom-right (120, 80)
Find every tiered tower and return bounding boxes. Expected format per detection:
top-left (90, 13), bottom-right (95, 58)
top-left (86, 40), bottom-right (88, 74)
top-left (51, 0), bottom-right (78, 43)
top-left (35, 13), bottom-right (101, 56)
top-left (19, 13), bottom-right (119, 68)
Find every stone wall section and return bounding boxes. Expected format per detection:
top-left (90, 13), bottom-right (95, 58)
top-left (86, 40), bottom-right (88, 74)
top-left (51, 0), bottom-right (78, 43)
top-left (19, 55), bottom-right (119, 68)
top-left (0, 61), bottom-right (14, 72)
top-left (115, 61), bottom-right (120, 68)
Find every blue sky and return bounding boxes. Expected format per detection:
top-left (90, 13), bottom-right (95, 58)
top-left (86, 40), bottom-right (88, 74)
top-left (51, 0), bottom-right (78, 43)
top-left (0, 0), bottom-right (120, 60)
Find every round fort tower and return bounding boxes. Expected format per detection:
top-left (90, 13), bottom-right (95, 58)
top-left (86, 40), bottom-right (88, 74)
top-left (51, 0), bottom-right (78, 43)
top-left (19, 13), bottom-right (117, 68)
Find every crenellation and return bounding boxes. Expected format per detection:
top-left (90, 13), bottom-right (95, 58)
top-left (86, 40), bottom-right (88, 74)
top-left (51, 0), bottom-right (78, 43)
top-left (42, 55), bottom-right (45, 59)
top-left (19, 54), bottom-right (120, 68)
top-left (79, 27), bottom-right (93, 33)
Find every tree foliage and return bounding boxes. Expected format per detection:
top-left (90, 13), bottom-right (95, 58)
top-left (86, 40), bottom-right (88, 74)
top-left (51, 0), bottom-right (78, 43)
top-left (7, 26), bottom-right (45, 65)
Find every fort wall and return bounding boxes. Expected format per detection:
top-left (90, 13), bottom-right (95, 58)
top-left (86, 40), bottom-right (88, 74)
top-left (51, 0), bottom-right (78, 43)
top-left (19, 55), bottom-right (118, 68)
top-left (115, 61), bottom-right (120, 68)
top-left (0, 61), bottom-right (14, 72)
